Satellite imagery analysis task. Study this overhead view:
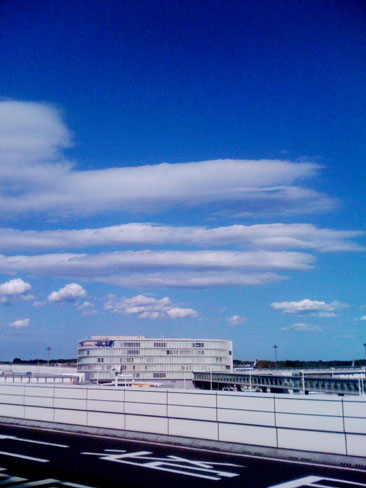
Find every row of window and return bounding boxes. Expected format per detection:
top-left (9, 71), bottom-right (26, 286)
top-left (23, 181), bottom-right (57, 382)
top-left (79, 365), bottom-right (190, 375)
top-left (80, 364), bottom-right (230, 373)
top-left (79, 348), bottom-right (229, 357)
top-left (79, 356), bottom-right (229, 365)
top-left (79, 341), bottom-right (229, 350)
top-left (90, 371), bottom-right (168, 379)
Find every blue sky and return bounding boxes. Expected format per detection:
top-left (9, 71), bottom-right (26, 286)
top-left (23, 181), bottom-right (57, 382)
top-left (0, 0), bottom-right (365, 361)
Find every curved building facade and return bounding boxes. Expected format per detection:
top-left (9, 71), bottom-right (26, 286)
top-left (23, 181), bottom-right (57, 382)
top-left (77, 336), bottom-right (233, 387)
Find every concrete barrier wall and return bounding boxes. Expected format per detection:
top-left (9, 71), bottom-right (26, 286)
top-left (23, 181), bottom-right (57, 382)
top-left (0, 384), bottom-right (365, 458)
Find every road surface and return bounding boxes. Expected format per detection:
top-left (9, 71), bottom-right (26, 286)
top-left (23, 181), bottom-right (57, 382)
top-left (0, 424), bottom-right (364, 487)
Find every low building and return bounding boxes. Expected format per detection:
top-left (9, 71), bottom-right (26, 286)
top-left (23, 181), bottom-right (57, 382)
top-left (77, 336), bottom-right (233, 387)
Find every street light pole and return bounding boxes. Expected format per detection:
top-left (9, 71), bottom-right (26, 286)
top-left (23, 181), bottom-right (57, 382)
top-left (47, 347), bottom-right (51, 367)
top-left (363, 342), bottom-right (366, 361)
top-left (273, 345), bottom-right (278, 370)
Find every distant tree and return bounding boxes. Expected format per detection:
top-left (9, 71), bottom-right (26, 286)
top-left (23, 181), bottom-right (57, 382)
top-left (12, 358), bottom-right (22, 364)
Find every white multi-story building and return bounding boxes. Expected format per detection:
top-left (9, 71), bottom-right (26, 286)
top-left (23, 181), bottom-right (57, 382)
top-left (77, 336), bottom-right (233, 387)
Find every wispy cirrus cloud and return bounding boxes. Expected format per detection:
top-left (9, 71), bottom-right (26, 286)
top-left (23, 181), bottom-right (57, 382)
top-left (0, 100), bottom-right (337, 220)
top-left (0, 223), bottom-right (363, 252)
top-left (76, 300), bottom-right (97, 316)
top-left (0, 250), bottom-right (315, 273)
top-left (281, 322), bottom-right (322, 331)
top-left (0, 100), bottom-right (361, 297)
top-left (101, 271), bottom-right (284, 288)
top-left (0, 250), bottom-right (312, 288)
top-left (271, 298), bottom-right (348, 317)
top-left (104, 294), bottom-right (198, 319)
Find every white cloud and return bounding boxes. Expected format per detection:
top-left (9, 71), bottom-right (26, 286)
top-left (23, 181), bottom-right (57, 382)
top-left (0, 100), bottom-right (337, 220)
top-left (48, 283), bottom-right (86, 303)
top-left (0, 100), bottom-right (72, 163)
top-left (76, 300), bottom-right (93, 310)
top-left (104, 294), bottom-right (198, 319)
top-left (0, 222), bottom-right (362, 252)
top-left (0, 250), bottom-right (312, 288)
top-left (360, 315), bottom-right (366, 321)
top-left (76, 300), bottom-right (97, 316)
top-left (101, 271), bottom-right (284, 288)
top-left (227, 314), bottom-right (247, 326)
top-left (281, 322), bottom-right (322, 331)
top-left (9, 318), bottom-right (30, 328)
top-left (0, 278), bottom-right (33, 304)
top-left (0, 249), bottom-right (314, 274)
top-left (271, 298), bottom-right (348, 317)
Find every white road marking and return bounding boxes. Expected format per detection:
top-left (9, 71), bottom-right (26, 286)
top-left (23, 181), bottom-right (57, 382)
top-left (63, 483), bottom-right (98, 488)
top-left (82, 449), bottom-right (242, 480)
top-left (14, 480), bottom-right (61, 487)
top-left (11, 423), bottom-right (364, 474)
top-left (0, 476), bottom-right (27, 485)
top-left (102, 449), bottom-right (241, 467)
top-left (0, 450), bottom-right (49, 463)
top-left (0, 468), bottom-right (97, 488)
top-left (0, 435), bottom-right (69, 448)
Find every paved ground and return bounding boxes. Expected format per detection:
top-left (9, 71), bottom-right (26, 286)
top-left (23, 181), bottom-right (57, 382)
top-left (0, 424), bottom-right (364, 487)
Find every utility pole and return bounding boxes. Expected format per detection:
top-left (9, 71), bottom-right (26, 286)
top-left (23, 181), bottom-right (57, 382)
top-left (273, 345), bottom-right (278, 370)
top-left (47, 346), bottom-right (51, 367)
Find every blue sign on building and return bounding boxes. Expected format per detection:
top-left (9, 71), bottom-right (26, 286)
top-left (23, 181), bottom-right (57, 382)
top-left (95, 340), bottom-right (115, 347)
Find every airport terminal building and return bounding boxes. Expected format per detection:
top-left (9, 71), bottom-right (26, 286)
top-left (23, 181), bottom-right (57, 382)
top-left (77, 336), bottom-right (233, 386)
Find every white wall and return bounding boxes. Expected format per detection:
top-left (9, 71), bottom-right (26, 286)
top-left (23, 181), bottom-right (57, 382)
top-left (4, 365), bottom-right (77, 375)
top-left (0, 384), bottom-right (364, 458)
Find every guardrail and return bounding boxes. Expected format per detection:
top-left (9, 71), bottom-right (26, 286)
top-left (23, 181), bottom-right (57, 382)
top-left (194, 372), bottom-right (366, 395)
top-left (0, 383), bottom-right (364, 459)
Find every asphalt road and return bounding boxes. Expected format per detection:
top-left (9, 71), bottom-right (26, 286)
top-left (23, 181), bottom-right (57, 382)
top-left (0, 424), bottom-right (364, 487)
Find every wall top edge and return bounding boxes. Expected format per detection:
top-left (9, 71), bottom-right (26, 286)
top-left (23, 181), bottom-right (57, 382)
top-left (0, 383), bottom-right (365, 402)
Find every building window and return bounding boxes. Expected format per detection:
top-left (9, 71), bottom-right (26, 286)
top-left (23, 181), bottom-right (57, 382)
top-left (123, 342), bottom-right (140, 348)
top-left (153, 372), bottom-right (166, 378)
top-left (97, 358), bottom-right (104, 363)
top-left (154, 342), bottom-right (166, 348)
top-left (127, 357), bottom-right (134, 363)
top-left (193, 342), bottom-right (204, 348)
top-left (127, 349), bottom-right (139, 355)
